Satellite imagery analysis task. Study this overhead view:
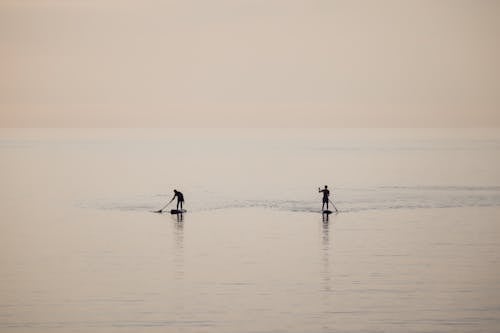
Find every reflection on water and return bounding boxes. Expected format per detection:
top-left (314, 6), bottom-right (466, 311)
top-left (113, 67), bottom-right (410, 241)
top-left (320, 217), bottom-right (332, 290)
top-left (322, 212), bottom-right (330, 223)
top-left (173, 217), bottom-right (184, 281)
top-left (320, 213), bottom-right (334, 332)
top-left (172, 212), bottom-right (185, 223)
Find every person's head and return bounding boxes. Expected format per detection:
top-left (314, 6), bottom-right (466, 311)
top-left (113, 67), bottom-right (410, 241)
top-left (174, 189), bottom-right (178, 194)
top-left (324, 185), bottom-right (328, 189)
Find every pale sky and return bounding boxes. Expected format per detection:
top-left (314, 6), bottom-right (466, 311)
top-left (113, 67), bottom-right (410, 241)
top-left (1, 0), bottom-right (499, 127)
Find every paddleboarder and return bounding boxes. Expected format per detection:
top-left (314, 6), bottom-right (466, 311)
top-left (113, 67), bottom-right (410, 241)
top-left (318, 185), bottom-right (330, 211)
top-left (172, 189), bottom-right (184, 210)
top-left (156, 189), bottom-right (185, 213)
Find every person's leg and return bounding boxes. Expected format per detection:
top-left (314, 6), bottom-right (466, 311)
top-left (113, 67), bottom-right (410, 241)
top-left (180, 201), bottom-right (183, 210)
top-left (177, 200), bottom-right (180, 210)
top-left (326, 200), bottom-right (329, 210)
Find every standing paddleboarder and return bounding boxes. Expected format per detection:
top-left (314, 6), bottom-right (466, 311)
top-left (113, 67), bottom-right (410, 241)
top-left (318, 185), bottom-right (330, 211)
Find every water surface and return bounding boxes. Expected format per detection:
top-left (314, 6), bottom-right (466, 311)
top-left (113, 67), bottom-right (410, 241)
top-left (1, 128), bottom-right (499, 332)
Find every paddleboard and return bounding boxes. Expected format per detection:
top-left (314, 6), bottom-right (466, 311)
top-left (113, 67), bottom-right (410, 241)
top-left (170, 209), bottom-right (187, 214)
top-left (322, 210), bottom-right (333, 214)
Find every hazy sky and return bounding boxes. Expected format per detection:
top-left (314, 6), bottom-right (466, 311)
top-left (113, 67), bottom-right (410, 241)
top-left (1, 0), bottom-right (499, 127)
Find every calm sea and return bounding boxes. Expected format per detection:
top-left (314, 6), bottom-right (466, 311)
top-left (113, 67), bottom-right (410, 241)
top-left (1, 128), bottom-right (500, 332)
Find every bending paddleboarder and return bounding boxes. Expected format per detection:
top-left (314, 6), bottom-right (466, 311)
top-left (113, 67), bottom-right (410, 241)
top-left (156, 189), bottom-right (185, 213)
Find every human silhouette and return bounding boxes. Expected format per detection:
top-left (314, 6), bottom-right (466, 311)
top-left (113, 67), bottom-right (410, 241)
top-left (318, 185), bottom-right (330, 211)
top-left (172, 189), bottom-right (185, 210)
top-left (156, 189), bottom-right (185, 213)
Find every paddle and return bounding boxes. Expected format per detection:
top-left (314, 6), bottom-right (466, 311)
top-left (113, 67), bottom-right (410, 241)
top-left (155, 199), bottom-right (174, 213)
top-left (329, 199), bottom-right (339, 213)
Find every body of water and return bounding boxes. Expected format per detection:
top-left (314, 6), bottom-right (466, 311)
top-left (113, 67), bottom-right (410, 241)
top-left (1, 128), bottom-right (500, 332)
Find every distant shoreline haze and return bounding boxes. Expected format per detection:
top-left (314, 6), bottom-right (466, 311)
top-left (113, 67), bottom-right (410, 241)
top-left (1, 105), bottom-right (499, 128)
